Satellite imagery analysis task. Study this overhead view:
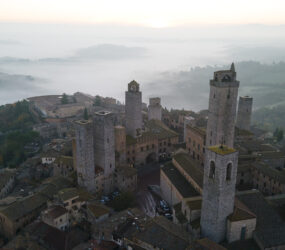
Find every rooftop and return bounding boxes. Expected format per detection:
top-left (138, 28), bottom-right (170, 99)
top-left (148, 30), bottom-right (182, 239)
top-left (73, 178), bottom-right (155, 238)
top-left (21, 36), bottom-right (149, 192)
top-left (208, 145), bottom-right (237, 155)
top-left (57, 188), bottom-right (79, 202)
top-left (186, 198), bottom-right (202, 211)
top-left (127, 216), bottom-right (191, 250)
top-left (251, 162), bottom-right (285, 184)
top-left (237, 190), bottom-right (285, 248)
top-left (173, 153), bottom-right (203, 188)
top-left (45, 206), bottom-right (68, 219)
top-left (0, 170), bottom-right (15, 189)
top-left (87, 203), bottom-right (110, 218)
top-left (190, 238), bottom-right (227, 250)
top-left (161, 162), bottom-right (200, 199)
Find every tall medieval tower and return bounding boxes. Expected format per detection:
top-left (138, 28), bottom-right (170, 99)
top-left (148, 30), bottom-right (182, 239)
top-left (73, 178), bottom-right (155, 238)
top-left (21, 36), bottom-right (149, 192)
top-left (93, 111), bottom-right (115, 194)
top-left (125, 80), bottom-right (142, 137)
top-left (74, 120), bottom-right (96, 192)
top-left (148, 97), bottom-right (162, 121)
top-left (200, 145), bottom-right (239, 242)
top-left (236, 96), bottom-right (253, 131)
top-left (206, 63), bottom-right (239, 148)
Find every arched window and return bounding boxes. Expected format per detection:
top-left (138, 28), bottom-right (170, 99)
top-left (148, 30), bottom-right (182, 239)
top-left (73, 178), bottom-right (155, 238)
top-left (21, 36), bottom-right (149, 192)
top-left (209, 161), bottom-right (215, 179)
top-left (226, 163), bottom-right (232, 181)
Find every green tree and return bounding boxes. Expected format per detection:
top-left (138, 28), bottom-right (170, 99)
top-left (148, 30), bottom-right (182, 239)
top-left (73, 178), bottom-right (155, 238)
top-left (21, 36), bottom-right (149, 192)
top-left (94, 95), bottom-right (101, 106)
top-left (83, 108), bottom-right (89, 120)
top-left (61, 93), bottom-right (69, 104)
top-left (110, 192), bottom-right (136, 211)
top-left (277, 129), bottom-right (284, 142)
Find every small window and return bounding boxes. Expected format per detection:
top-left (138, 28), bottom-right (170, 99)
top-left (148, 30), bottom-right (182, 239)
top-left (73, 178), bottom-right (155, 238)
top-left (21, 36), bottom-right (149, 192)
top-left (226, 163), bottom-right (232, 181)
top-left (110, 164), bottom-right (112, 168)
top-left (209, 161), bottom-right (215, 179)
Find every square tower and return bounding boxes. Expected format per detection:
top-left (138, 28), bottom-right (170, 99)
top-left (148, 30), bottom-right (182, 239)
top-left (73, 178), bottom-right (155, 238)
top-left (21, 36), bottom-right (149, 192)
top-left (236, 96), bottom-right (253, 131)
top-left (74, 120), bottom-right (96, 192)
top-left (93, 111), bottom-right (115, 194)
top-left (206, 63), bottom-right (239, 148)
top-left (125, 80), bottom-right (142, 137)
top-left (148, 97), bottom-right (162, 121)
top-left (200, 145), bottom-right (239, 242)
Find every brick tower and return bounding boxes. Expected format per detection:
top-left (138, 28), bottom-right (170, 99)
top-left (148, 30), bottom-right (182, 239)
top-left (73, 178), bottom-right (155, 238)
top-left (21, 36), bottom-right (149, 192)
top-left (206, 63), bottom-right (239, 148)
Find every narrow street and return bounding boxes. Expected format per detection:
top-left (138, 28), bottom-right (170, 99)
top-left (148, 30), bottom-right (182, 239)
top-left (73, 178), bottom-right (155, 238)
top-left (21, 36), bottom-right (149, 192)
top-left (135, 162), bottom-right (165, 217)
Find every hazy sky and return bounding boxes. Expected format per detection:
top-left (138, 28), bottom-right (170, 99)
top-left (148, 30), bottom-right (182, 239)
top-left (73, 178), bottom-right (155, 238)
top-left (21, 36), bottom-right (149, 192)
top-left (1, 0), bottom-right (285, 27)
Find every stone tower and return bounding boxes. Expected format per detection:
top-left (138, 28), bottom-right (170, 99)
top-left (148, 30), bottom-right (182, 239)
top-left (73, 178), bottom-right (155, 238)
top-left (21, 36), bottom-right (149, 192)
top-left (200, 145), bottom-right (239, 242)
top-left (93, 111), bottom-right (115, 194)
top-left (206, 63), bottom-right (239, 148)
top-left (74, 120), bottom-right (96, 192)
top-left (236, 96), bottom-right (253, 131)
top-left (114, 126), bottom-right (126, 166)
top-left (148, 97), bottom-right (162, 121)
top-left (125, 80), bottom-right (142, 137)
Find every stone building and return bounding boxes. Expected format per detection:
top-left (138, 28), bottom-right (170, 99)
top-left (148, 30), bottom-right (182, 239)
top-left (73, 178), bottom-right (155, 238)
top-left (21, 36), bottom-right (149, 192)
top-left (114, 126), bottom-right (126, 166)
top-left (183, 116), bottom-right (195, 142)
top-left (236, 96), bottom-right (253, 131)
top-left (0, 170), bottom-right (15, 199)
top-left (200, 145), bottom-right (239, 242)
top-left (93, 111), bottom-right (116, 194)
top-left (52, 155), bottom-right (74, 177)
top-left (125, 80), bottom-right (142, 138)
top-left (185, 124), bottom-right (206, 167)
top-left (74, 120), bottom-right (96, 192)
top-left (125, 120), bottom-right (179, 166)
top-left (206, 63), bottom-right (239, 148)
top-left (41, 205), bottom-right (69, 231)
top-left (148, 97), bottom-right (162, 121)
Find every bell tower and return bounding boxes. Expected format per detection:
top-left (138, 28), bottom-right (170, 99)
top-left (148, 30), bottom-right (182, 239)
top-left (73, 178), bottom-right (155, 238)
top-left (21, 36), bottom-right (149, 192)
top-left (200, 144), bottom-right (238, 243)
top-left (125, 80), bottom-right (142, 138)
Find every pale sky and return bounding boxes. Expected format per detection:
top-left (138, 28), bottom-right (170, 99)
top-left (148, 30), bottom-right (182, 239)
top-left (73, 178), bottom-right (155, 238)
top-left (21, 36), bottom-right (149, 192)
top-left (1, 0), bottom-right (285, 27)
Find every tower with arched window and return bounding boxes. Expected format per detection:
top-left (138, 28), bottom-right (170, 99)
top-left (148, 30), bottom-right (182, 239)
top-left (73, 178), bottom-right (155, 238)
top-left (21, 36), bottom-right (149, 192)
top-left (206, 63), bottom-right (239, 148)
top-left (200, 144), bottom-right (239, 242)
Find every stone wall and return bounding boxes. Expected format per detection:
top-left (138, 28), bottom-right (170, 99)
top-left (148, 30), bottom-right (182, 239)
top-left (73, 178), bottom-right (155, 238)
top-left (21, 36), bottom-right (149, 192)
top-left (160, 170), bottom-right (183, 206)
top-left (226, 218), bottom-right (256, 243)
